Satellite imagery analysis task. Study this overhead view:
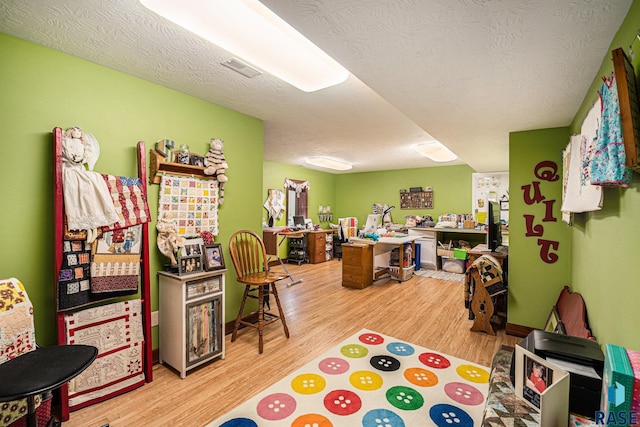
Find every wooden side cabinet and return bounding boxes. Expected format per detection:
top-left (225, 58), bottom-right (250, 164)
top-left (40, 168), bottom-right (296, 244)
top-left (342, 243), bottom-right (373, 289)
top-left (158, 270), bottom-right (226, 378)
top-left (308, 230), bottom-right (334, 264)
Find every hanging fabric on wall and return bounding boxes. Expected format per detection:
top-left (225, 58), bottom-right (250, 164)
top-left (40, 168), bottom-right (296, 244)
top-left (263, 189), bottom-right (285, 222)
top-left (101, 175), bottom-right (151, 231)
top-left (561, 96), bottom-right (603, 215)
top-left (158, 175), bottom-right (219, 237)
top-left (590, 73), bottom-right (633, 186)
top-left (90, 226), bottom-right (142, 293)
top-left (283, 178), bottom-right (310, 194)
top-left (64, 299), bottom-right (145, 409)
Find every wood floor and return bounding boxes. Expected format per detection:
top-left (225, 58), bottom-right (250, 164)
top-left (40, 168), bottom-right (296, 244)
top-left (64, 260), bottom-right (520, 427)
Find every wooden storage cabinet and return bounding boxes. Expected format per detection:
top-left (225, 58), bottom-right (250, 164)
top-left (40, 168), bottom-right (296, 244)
top-left (308, 230), bottom-right (334, 264)
top-left (158, 270), bottom-right (226, 379)
top-left (341, 244), bottom-right (373, 289)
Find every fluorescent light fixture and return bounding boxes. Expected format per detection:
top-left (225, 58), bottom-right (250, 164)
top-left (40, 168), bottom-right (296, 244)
top-left (140, 0), bottom-right (349, 92)
top-left (414, 141), bottom-right (457, 162)
top-left (305, 157), bottom-right (352, 171)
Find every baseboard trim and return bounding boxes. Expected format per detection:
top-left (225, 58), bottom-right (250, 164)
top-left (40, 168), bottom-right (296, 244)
top-left (267, 258), bottom-right (283, 268)
top-left (506, 322), bottom-right (534, 337)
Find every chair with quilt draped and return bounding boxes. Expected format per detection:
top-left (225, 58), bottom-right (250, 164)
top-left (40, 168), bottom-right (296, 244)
top-left (0, 278), bottom-right (50, 427)
top-left (228, 230), bottom-right (289, 354)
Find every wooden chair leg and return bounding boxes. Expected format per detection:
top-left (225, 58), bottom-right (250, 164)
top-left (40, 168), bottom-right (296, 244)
top-left (232, 285), bottom-right (250, 342)
top-left (271, 283), bottom-right (289, 338)
top-left (257, 285), bottom-right (264, 354)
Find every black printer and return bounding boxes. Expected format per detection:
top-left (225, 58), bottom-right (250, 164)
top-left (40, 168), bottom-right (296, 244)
top-left (511, 330), bottom-right (604, 417)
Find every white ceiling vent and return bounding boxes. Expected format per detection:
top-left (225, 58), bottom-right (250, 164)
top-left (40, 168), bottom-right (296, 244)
top-left (221, 58), bottom-right (262, 78)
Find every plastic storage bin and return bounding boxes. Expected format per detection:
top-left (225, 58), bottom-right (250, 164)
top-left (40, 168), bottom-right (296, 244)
top-left (441, 256), bottom-right (466, 274)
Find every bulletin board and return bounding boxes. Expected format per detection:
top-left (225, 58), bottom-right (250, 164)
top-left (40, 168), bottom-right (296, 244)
top-left (400, 188), bottom-right (433, 209)
top-left (472, 172), bottom-right (509, 222)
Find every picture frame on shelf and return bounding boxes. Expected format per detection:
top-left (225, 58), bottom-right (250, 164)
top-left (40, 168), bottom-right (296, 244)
top-left (181, 237), bottom-right (204, 257)
top-left (178, 254), bottom-right (203, 275)
top-left (190, 154), bottom-right (205, 167)
top-left (204, 243), bottom-right (225, 271)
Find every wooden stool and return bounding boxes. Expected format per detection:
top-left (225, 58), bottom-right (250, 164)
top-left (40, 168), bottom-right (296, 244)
top-left (229, 230), bottom-right (290, 353)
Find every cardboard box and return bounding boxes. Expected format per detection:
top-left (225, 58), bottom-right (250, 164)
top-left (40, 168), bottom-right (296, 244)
top-left (601, 344), bottom-right (635, 421)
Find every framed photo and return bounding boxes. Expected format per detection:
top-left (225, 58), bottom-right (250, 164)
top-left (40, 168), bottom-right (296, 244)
top-left (204, 243), bottom-right (225, 271)
top-left (178, 254), bottom-right (203, 275)
top-left (515, 344), bottom-right (570, 425)
top-left (181, 237), bottom-right (204, 257)
top-left (190, 154), bottom-right (205, 167)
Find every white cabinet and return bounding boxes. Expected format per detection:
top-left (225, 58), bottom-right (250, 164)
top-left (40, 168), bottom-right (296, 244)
top-left (158, 270), bottom-right (226, 378)
top-left (408, 228), bottom-right (438, 270)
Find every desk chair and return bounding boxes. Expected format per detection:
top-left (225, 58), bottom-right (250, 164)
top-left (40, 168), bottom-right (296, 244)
top-left (229, 230), bottom-right (290, 354)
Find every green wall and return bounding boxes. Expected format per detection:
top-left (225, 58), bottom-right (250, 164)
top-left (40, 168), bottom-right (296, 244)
top-left (508, 127), bottom-right (572, 328)
top-left (565, 0), bottom-right (640, 349)
top-left (0, 33), bottom-right (264, 348)
top-left (334, 165), bottom-right (476, 226)
top-left (262, 161), bottom-right (337, 258)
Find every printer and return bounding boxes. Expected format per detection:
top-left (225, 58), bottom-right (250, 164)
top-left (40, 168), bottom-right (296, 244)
top-left (512, 330), bottom-right (604, 417)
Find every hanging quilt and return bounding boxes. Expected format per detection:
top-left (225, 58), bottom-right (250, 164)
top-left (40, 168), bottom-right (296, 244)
top-left (90, 225), bottom-right (142, 293)
top-left (158, 175), bottom-right (219, 237)
top-left (64, 299), bottom-right (145, 409)
top-left (0, 278), bottom-right (35, 363)
top-left (101, 175), bottom-right (151, 231)
top-left (590, 73), bottom-right (633, 186)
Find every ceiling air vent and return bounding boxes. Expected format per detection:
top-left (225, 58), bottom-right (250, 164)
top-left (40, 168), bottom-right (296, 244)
top-left (221, 58), bottom-right (262, 78)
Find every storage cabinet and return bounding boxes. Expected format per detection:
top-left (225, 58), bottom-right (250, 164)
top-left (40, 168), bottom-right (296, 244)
top-left (341, 244), bottom-right (373, 289)
top-left (408, 228), bottom-right (437, 270)
top-left (158, 270), bottom-right (226, 378)
top-left (307, 230), bottom-right (334, 264)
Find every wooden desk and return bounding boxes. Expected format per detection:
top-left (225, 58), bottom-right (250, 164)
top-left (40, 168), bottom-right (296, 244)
top-left (345, 235), bottom-right (419, 285)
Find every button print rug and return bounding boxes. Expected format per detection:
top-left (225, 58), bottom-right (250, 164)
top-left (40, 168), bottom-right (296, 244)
top-left (207, 329), bottom-right (490, 427)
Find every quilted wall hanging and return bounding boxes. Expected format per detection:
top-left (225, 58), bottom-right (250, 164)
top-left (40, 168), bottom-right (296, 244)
top-left (158, 175), bottom-right (219, 237)
top-left (64, 299), bottom-right (145, 409)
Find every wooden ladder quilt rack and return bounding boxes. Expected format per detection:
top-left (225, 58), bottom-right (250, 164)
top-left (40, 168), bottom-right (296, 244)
top-left (52, 127), bottom-right (153, 421)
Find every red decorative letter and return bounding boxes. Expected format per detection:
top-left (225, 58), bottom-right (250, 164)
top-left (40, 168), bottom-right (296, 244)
top-left (538, 239), bottom-right (559, 263)
top-left (542, 199), bottom-right (557, 222)
top-left (521, 182), bottom-right (545, 205)
top-left (524, 215), bottom-right (544, 236)
top-left (534, 161), bottom-right (559, 182)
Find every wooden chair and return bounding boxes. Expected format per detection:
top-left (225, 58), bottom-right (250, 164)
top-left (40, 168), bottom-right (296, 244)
top-left (228, 230), bottom-right (290, 353)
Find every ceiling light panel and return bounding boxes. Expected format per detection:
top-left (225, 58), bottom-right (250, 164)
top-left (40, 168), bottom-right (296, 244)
top-left (305, 157), bottom-right (352, 171)
top-left (140, 0), bottom-right (349, 92)
top-left (414, 142), bottom-right (457, 162)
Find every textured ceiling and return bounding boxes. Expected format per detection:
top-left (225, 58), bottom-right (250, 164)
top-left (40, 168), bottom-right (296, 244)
top-left (0, 0), bottom-right (632, 173)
